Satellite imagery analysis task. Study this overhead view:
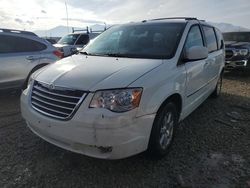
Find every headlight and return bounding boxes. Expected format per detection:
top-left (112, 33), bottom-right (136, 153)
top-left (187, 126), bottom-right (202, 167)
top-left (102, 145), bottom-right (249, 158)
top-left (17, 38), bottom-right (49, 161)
top-left (89, 88), bottom-right (143, 112)
top-left (23, 76), bottom-right (34, 94)
top-left (27, 76), bottom-right (34, 89)
top-left (236, 49), bottom-right (248, 56)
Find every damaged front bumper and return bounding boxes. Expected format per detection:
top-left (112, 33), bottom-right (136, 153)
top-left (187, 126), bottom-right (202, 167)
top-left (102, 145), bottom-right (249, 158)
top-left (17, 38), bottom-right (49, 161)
top-left (21, 88), bottom-right (155, 159)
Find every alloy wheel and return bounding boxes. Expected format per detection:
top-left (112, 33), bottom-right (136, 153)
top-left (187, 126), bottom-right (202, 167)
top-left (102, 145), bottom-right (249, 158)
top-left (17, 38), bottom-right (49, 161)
top-left (159, 112), bottom-right (174, 150)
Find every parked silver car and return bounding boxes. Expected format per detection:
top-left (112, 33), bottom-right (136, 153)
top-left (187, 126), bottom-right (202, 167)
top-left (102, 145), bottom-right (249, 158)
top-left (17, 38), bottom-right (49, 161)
top-left (0, 28), bottom-right (63, 90)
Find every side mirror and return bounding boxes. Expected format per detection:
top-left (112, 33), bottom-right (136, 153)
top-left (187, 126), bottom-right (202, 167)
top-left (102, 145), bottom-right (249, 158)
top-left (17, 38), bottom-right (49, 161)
top-left (184, 46), bottom-right (208, 61)
top-left (70, 47), bottom-right (78, 54)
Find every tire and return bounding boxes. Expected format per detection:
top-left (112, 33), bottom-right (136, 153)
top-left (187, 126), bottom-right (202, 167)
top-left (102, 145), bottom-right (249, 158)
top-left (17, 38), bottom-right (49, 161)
top-left (147, 102), bottom-right (178, 158)
top-left (211, 72), bottom-right (223, 98)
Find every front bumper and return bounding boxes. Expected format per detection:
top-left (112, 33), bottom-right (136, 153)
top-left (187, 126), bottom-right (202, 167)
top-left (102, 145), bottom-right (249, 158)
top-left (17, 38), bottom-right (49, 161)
top-left (225, 60), bottom-right (249, 70)
top-left (21, 88), bottom-right (155, 159)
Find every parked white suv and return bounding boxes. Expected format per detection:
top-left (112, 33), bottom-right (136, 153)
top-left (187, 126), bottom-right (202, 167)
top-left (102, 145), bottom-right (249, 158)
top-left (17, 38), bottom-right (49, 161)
top-left (0, 28), bottom-right (62, 90)
top-left (21, 18), bottom-right (225, 159)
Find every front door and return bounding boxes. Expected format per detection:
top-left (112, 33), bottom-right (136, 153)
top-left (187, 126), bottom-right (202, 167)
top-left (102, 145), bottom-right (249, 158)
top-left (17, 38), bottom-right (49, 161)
top-left (183, 25), bottom-right (209, 112)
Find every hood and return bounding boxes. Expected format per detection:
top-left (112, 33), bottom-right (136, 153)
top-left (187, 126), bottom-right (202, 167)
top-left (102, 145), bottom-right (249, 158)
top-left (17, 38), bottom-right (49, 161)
top-left (34, 55), bottom-right (163, 91)
top-left (225, 41), bottom-right (250, 48)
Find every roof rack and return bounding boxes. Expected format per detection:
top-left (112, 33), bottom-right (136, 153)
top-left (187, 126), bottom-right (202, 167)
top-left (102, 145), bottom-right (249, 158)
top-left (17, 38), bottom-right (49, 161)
top-left (0, 28), bottom-right (37, 36)
top-left (72, 24), bottom-right (107, 34)
top-left (72, 26), bottom-right (90, 34)
top-left (143, 17), bottom-right (205, 22)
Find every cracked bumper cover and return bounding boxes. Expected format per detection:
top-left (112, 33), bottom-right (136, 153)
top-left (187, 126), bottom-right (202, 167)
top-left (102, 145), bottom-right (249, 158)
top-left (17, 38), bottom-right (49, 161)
top-left (21, 89), bottom-right (155, 159)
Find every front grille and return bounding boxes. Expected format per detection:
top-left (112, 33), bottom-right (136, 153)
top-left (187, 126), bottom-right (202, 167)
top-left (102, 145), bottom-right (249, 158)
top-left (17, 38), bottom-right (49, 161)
top-left (31, 81), bottom-right (87, 120)
top-left (225, 50), bottom-right (234, 59)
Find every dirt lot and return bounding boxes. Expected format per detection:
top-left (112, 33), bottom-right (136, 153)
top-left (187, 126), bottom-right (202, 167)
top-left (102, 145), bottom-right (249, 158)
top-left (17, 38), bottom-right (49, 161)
top-left (0, 71), bottom-right (249, 188)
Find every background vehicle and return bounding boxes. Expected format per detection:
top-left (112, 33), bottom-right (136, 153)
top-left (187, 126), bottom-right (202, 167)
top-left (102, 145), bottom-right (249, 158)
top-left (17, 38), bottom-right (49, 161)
top-left (54, 27), bottom-right (102, 57)
top-left (223, 32), bottom-right (250, 70)
top-left (43, 37), bottom-right (60, 44)
top-left (21, 18), bottom-right (224, 159)
top-left (0, 28), bottom-right (63, 90)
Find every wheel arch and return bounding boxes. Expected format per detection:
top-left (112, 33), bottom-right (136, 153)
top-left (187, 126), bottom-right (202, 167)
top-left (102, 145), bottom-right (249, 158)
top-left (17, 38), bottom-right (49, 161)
top-left (156, 93), bottom-right (183, 120)
top-left (147, 93), bottom-right (182, 157)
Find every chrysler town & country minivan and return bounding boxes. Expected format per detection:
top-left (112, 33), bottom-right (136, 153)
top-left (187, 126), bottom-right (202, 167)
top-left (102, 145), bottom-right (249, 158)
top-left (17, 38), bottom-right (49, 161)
top-left (21, 17), bottom-right (225, 159)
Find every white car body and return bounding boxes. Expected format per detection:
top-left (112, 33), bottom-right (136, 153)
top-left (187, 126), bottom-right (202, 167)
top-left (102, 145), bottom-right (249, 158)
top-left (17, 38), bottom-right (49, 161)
top-left (21, 18), bottom-right (225, 159)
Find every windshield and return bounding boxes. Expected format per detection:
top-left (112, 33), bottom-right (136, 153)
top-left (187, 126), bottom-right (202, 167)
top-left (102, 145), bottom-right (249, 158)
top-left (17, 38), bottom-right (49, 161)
top-left (83, 23), bottom-right (185, 59)
top-left (58, 34), bottom-right (80, 45)
top-left (223, 32), bottom-right (250, 42)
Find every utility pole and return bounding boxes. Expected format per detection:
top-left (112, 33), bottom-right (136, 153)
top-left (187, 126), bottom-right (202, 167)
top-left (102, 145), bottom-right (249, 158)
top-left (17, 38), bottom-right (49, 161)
top-left (65, 2), bottom-right (69, 33)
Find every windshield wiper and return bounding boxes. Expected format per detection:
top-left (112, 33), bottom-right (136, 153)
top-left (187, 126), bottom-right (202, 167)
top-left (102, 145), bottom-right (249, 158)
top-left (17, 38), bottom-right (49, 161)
top-left (104, 53), bottom-right (131, 58)
top-left (79, 51), bottom-right (89, 55)
top-left (79, 52), bottom-right (107, 57)
top-left (80, 52), bottom-right (143, 58)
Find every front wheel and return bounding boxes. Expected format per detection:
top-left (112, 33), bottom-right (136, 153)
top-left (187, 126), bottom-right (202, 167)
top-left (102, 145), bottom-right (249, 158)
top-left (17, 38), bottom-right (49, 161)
top-left (147, 102), bottom-right (178, 158)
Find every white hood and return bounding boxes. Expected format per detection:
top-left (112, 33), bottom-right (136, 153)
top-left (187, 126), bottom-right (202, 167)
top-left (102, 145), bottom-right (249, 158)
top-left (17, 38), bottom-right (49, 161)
top-left (33, 54), bottom-right (163, 91)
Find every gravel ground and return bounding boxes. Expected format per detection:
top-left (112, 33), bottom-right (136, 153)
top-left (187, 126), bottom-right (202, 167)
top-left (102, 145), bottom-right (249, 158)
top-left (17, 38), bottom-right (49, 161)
top-left (0, 70), bottom-right (249, 188)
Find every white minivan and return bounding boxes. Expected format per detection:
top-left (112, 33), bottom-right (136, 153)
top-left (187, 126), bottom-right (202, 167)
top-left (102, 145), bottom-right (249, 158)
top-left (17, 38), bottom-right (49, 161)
top-left (21, 18), bottom-right (225, 159)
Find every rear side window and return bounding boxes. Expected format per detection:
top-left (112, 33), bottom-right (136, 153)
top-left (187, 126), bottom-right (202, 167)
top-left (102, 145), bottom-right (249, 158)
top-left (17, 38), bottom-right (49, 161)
top-left (0, 35), bottom-right (46, 53)
top-left (75, 35), bottom-right (89, 45)
top-left (215, 28), bottom-right (224, 49)
top-left (185, 25), bottom-right (204, 50)
top-left (202, 26), bottom-right (217, 53)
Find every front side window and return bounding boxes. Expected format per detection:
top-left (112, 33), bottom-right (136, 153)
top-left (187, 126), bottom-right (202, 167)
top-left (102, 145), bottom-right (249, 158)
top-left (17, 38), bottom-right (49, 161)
top-left (0, 35), bottom-right (46, 53)
top-left (83, 23), bottom-right (186, 59)
top-left (202, 26), bottom-right (217, 53)
top-left (58, 34), bottom-right (80, 45)
top-left (184, 25), bottom-right (204, 50)
top-left (215, 28), bottom-right (224, 49)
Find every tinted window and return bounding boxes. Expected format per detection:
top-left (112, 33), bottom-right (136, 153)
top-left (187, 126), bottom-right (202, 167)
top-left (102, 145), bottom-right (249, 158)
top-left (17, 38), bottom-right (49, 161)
top-left (202, 26), bottom-right (217, 53)
top-left (0, 35), bottom-right (46, 53)
top-left (83, 23), bottom-right (186, 59)
top-left (215, 28), bottom-right (224, 49)
top-left (185, 25), bottom-right (204, 50)
top-left (57, 34), bottom-right (80, 45)
top-left (75, 35), bottom-right (89, 45)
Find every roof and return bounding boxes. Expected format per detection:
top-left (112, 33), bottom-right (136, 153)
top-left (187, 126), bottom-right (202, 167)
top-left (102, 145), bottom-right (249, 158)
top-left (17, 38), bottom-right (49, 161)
top-left (0, 28), bottom-right (37, 36)
top-left (119, 17), bottom-right (209, 27)
top-left (142, 17), bottom-right (205, 23)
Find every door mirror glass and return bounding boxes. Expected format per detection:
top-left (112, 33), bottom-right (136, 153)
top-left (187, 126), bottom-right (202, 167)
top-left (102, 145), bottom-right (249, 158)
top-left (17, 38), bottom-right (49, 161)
top-left (184, 46), bottom-right (208, 61)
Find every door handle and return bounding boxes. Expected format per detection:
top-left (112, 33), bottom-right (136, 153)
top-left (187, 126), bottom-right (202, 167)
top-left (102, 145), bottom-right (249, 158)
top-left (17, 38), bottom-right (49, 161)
top-left (26, 56), bottom-right (39, 61)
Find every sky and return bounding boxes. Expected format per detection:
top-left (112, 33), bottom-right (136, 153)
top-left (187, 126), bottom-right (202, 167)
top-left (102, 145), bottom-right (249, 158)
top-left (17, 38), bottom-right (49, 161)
top-left (1, 0), bottom-right (250, 31)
